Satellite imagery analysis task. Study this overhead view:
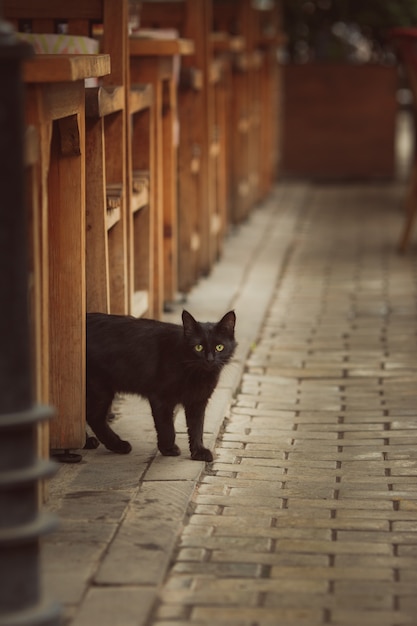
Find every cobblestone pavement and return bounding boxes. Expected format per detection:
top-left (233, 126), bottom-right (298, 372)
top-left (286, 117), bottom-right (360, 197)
top-left (43, 182), bottom-right (417, 626)
top-left (43, 183), bottom-right (300, 626)
top-left (150, 184), bottom-right (417, 626)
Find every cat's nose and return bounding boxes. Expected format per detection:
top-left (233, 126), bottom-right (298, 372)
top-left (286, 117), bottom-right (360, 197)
top-left (207, 352), bottom-right (214, 362)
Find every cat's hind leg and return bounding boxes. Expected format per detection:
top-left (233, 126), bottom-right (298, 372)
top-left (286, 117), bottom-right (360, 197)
top-left (149, 397), bottom-right (181, 456)
top-left (86, 380), bottom-right (132, 454)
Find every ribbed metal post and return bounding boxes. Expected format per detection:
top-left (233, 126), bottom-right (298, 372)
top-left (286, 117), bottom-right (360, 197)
top-left (0, 8), bottom-right (61, 626)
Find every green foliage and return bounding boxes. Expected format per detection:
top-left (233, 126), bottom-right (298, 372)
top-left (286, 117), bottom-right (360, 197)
top-left (283, 0), bottom-right (417, 61)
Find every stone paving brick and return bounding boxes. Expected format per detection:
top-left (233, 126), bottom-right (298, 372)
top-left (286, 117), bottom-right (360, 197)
top-left (95, 481), bottom-right (194, 587)
top-left (187, 514), bottom-right (274, 530)
top-left (191, 606), bottom-right (325, 624)
top-left (71, 588), bottom-right (156, 626)
top-left (264, 590), bottom-right (392, 611)
top-left (330, 609), bottom-right (415, 625)
top-left (171, 562), bottom-right (264, 578)
top-left (180, 535), bottom-right (272, 553)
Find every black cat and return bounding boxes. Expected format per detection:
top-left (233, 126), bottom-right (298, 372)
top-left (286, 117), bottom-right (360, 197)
top-left (86, 310), bottom-right (236, 461)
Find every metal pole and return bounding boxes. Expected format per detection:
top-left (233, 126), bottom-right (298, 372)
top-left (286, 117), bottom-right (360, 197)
top-left (0, 8), bottom-right (61, 626)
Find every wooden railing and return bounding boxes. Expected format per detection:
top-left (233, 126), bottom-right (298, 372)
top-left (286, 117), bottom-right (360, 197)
top-left (5, 0), bottom-right (284, 453)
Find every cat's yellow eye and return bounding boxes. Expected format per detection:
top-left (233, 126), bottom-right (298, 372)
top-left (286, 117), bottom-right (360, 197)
top-left (194, 344), bottom-right (204, 353)
top-left (215, 344), bottom-right (224, 352)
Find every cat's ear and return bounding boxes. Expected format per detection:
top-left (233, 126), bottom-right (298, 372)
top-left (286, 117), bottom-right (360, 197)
top-left (217, 311), bottom-right (236, 335)
top-left (182, 310), bottom-right (199, 337)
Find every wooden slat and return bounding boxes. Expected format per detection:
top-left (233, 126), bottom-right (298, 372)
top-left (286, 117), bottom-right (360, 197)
top-left (132, 290), bottom-right (149, 318)
top-left (24, 126), bottom-right (39, 166)
top-left (182, 0), bottom-right (217, 274)
top-left (32, 18), bottom-right (55, 32)
top-left (138, 1), bottom-right (185, 31)
top-left (129, 37), bottom-right (195, 57)
top-left (23, 54), bottom-right (110, 83)
top-left (128, 92), bottom-right (155, 317)
top-left (106, 206), bottom-right (121, 230)
top-left (210, 59), bottom-right (222, 84)
top-left (180, 66), bottom-right (203, 91)
top-left (4, 0), bottom-right (102, 20)
top-left (85, 86), bottom-right (125, 118)
top-left (66, 19), bottom-right (91, 37)
top-left (130, 84), bottom-right (153, 113)
top-left (47, 101), bottom-right (86, 450)
top-left (85, 116), bottom-right (110, 314)
top-left (131, 170), bottom-right (150, 213)
top-left (104, 108), bottom-right (129, 314)
top-left (41, 82), bottom-right (86, 121)
top-left (131, 203), bottom-right (153, 316)
top-left (131, 188), bottom-right (149, 214)
top-left (211, 32), bottom-right (245, 53)
top-left (102, 0), bottom-right (128, 88)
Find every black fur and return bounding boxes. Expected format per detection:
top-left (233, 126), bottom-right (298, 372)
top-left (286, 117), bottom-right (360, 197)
top-left (86, 310), bottom-right (236, 461)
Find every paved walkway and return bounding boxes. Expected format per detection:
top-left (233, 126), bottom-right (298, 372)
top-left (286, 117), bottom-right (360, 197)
top-left (43, 181), bottom-right (417, 626)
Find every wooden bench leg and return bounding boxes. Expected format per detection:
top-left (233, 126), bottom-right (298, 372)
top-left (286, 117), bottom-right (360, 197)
top-left (48, 114), bottom-right (86, 450)
top-left (86, 117), bottom-right (110, 312)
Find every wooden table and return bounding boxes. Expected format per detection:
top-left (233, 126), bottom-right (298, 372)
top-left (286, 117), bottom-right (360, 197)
top-left (129, 37), bottom-right (194, 314)
top-left (24, 54), bottom-right (110, 451)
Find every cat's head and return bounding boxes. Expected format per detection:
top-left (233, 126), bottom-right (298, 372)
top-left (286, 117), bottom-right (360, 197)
top-left (182, 310), bottom-right (236, 370)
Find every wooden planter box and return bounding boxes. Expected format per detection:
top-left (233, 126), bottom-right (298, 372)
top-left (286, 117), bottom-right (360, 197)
top-left (281, 63), bottom-right (398, 180)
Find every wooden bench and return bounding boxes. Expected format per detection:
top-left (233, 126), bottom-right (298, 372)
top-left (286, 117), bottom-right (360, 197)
top-left (128, 83), bottom-right (155, 317)
top-left (7, 0), bottom-right (157, 318)
top-left (130, 34), bottom-right (194, 310)
top-left (211, 31), bottom-right (245, 241)
top-left (140, 0), bottom-right (219, 293)
top-left (213, 0), bottom-right (282, 221)
top-left (5, 0), bottom-right (159, 451)
top-left (21, 53), bottom-right (110, 451)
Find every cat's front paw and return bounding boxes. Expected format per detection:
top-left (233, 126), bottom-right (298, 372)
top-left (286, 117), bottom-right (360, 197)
top-left (107, 439), bottom-right (132, 454)
top-left (84, 435), bottom-right (100, 449)
top-left (191, 447), bottom-right (213, 462)
top-left (159, 444), bottom-right (181, 457)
